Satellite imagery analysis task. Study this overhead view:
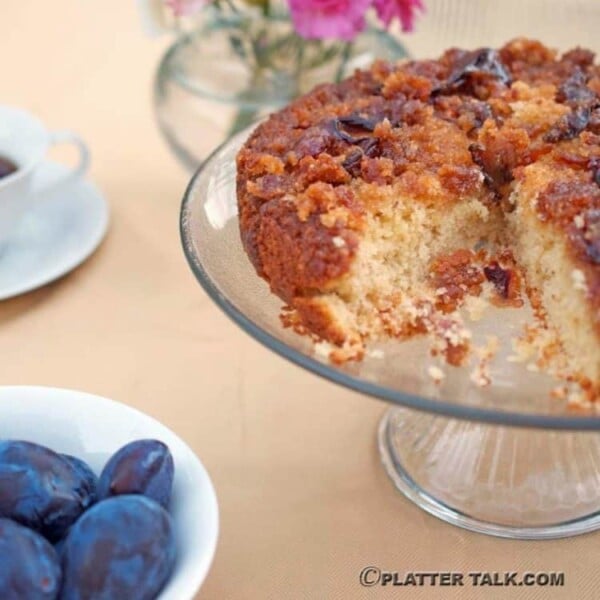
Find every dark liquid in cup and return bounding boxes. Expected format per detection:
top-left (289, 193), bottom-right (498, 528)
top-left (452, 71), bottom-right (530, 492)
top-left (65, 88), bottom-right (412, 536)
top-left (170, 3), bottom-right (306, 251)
top-left (0, 155), bottom-right (18, 179)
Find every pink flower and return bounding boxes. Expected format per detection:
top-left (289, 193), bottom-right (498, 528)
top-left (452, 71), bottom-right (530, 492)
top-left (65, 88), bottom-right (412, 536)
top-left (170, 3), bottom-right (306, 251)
top-left (289, 0), bottom-right (372, 41)
top-left (373, 0), bottom-right (424, 32)
top-left (165, 0), bottom-right (207, 17)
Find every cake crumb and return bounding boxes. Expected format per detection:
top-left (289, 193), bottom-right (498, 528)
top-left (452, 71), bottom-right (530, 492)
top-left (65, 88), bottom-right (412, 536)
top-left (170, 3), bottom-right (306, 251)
top-left (429, 314), bottom-right (472, 367)
top-left (508, 327), bottom-right (541, 363)
top-left (428, 365), bottom-right (445, 383)
top-left (551, 385), bottom-right (568, 400)
top-left (464, 295), bottom-right (489, 322)
top-left (314, 341), bottom-right (334, 358)
top-left (479, 335), bottom-right (500, 359)
top-left (571, 269), bottom-right (587, 292)
top-left (329, 338), bottom-right (365, 364)
top-left (470, 363), bottom-right (491, 387)
top-left (567, 390), bottom-right (593, 412)
top-left (469, 335), bottom-right (499, 387)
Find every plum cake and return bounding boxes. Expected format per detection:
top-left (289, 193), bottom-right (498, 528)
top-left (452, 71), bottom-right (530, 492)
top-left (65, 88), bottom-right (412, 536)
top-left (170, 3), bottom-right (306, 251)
top-left (237, 39), bottom-right (600, 399)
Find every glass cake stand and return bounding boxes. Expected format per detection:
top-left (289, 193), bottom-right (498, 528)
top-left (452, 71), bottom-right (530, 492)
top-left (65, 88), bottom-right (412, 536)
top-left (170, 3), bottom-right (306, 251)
top-left (181, 125), bottom-right (600, 540)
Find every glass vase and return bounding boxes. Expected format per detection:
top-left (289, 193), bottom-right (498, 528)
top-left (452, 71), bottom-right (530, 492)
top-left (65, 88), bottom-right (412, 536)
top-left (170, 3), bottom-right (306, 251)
top-left (154, 8), bottom-right (409, 171)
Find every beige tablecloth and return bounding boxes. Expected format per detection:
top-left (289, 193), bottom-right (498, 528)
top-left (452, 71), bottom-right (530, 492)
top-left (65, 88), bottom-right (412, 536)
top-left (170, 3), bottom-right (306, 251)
top-left (1, 1), bottom-right (599, 598)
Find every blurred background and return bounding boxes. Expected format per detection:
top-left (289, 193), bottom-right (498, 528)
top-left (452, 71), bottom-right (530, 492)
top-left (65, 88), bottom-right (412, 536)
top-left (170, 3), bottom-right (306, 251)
top-left (3, 0), bottom-right (597, 176)
top-left (407, 0), bottom-right (598, 56)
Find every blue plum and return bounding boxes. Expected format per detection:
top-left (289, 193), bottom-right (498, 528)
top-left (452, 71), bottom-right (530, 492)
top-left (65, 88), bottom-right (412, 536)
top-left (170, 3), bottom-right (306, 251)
top-left (60, 495), bottom-right (176, 600)
top-left (60, 454), bottom-right (98, 505)
top-left (0, 518), bottom-right (62, 600)
top-left (97, 439), bottom-right (174, 508)
top-left (0, 441), bottom-right (97, 542)
top-left (54, 536), bottom-right (66, 559)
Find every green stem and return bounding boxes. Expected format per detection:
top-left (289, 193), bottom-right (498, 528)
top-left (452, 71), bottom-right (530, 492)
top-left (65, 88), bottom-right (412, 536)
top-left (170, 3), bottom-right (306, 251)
top-left (294, 40), bottom-right (305, 94)
top-left (334, 41), bottom-right (353, 82)
top-left (223, 0), bottom-right (239, 14)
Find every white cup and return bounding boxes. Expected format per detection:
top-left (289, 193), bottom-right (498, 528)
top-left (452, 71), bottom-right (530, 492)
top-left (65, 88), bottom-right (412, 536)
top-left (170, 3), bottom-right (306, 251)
top-left (0, 105), bottom-right (90, 247)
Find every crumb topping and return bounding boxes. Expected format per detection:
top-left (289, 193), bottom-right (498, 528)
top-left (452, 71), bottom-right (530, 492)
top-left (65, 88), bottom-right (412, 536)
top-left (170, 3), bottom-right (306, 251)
top-left (239, 38), bottom-right (600, 305)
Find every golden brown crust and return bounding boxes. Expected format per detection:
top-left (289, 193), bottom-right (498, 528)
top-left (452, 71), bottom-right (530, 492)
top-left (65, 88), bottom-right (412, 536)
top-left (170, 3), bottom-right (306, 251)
top-left (237, 37), bottom-right (600, 343)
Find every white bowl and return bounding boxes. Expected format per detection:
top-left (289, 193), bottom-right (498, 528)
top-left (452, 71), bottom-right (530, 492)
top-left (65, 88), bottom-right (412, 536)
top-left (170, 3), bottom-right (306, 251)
top-left (0, 386), bottom-right (219, 600)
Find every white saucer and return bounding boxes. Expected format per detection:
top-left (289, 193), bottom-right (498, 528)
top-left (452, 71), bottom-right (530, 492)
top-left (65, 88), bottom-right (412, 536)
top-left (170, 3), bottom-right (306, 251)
top-left (0, 160), bottom-right (109, 300)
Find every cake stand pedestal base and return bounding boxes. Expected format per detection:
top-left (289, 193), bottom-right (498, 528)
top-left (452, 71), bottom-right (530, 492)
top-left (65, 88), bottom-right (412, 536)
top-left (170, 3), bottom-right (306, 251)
top-left (378, 407), bottom-right (600, 539)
